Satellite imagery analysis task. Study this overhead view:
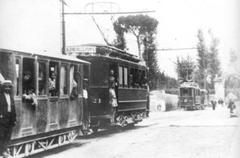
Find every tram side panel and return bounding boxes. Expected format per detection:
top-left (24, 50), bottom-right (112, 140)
top-left (118, 88), bottom-right (148, 112)
top-left (0, 51), bottom-right (87, 143)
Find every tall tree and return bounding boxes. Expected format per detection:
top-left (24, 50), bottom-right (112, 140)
top-left (113, 14), bottom-right (158, 59)
top-left (196, 30), bottom-right (208, 88)
top-left (195, 29), bottom-right (221, 90)
top-left (208, 35), bottom-right (221, 89)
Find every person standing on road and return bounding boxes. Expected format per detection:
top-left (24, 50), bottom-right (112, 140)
top-left (228, 99), bottom-right (236, 116)
top-left (211, 100), bottom-right (217, 110)
top-left (0, 80), bottom-right (16, 158)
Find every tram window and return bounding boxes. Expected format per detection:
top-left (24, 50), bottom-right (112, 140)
top-left (123, 67), bottom-right (128, 87)
top-left (141, 71), bottom-right (147, 88)
top-left (133, 69), bottom-right (140, 88)
top-left (180, 88), bottom-right (190, 96)
top-left (22, 58), bottom-right (35, 94)
top-left (38, 61), bottom-right (47, 95)
top-left (15, 59), bottom-right (20, 96)
top-left (60, 65), bottom-right (68, 95)
top-left (129, 68), bottom-right (134, 87)
top-left (0, 53), bottom-right (11, 80)
top-left (70, 65), bottom-right (78, 98)
top-left (118, 66), bottom-right (123, 87)
top-left (49, 61), bottom-right (59, 96)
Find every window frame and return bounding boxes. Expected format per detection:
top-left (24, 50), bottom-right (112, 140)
top-left (118, 66), bottom-right (123, 87)
top-left (49, 60), bottom-right (60, 97)
top-left (14, 56), bottom-right (22, 97)
top-left (59, 63), bottom-right (69, 96)
top-left (22, 57), bottom-right (36, 94)
top-left (37, 60), bottom-right (48, 96)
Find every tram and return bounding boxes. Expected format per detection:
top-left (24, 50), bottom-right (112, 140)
top-left (67, 44), bottom-right (149, 130)
top-left (178, 82), bottom-right (205, 110)
top-left (0, 49), bottom-right (90, 157)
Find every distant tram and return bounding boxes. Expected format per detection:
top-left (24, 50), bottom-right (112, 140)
top-left (178, 82), bottom-right (205, 110)
top-left (0, 49), bottom-right (90, 157)
top-left (67, 44), bottom-right (149, 130)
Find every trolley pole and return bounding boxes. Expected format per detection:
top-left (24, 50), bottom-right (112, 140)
top-left (61, 0), bottom-right (66, 55)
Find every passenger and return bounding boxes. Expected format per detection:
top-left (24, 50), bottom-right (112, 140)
top-left (83, 79), bottom-right (89, 125)
top-left (109, 80), bottom-right (118, 123)
top-left (109, 69), bottom-right (116, 87)
top-left (0, 80), bottom-right (16, 158)
top-left (129, 74), bottom-right (133, 88)
top-left (70, 78), bottom-right (78, 100)
top-left (49, 73), bottom-right (56, 96)
top-left (23, 89), bottom-right (37, 107)
top-left (23, 71), bottom-right (33, 91)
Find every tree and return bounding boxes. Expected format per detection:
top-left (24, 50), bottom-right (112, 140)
top-left (113, 14), bottom-right (158, 59)
top-left (112, 22), bottom-right (126, 50)
top-left (196, 30), bottom-right (208, 88)
top-left (176, 56), bottom-right (196, 83)
top-left (113, 15), bottom-right (159, 90)
top-left (195, 29), bottom-right (221, 90)
top-left (208, 35), bottom-right (221, 89)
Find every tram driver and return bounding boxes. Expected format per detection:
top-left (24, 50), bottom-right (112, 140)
top-left (109, 70), bottom-right (118, 123)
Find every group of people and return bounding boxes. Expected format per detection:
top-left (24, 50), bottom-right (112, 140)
top-left (0, 73), bottom-right (16, 158)
top-left (210, 97), bottom-right (237, 117)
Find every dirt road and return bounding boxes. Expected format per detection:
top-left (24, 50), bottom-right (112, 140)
top-left (30, 106), bottom-right (239, 158)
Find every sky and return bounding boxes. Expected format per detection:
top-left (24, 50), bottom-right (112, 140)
top-left (0, 0), bottom-right (239, 78)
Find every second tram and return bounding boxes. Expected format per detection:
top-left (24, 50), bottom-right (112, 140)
top-left (178, 82), bottom-right (205, 110)
top-left (67, 44), bottom-right (149, 130)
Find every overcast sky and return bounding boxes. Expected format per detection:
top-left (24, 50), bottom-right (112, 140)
top-left (0, 0), bottom-right (239, 78)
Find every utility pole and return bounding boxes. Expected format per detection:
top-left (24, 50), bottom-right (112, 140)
top-left (61, 0), bottom-right (66, 55)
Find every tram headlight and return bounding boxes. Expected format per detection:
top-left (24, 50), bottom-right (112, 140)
top-left (91, 97), bottom-right (102, 104)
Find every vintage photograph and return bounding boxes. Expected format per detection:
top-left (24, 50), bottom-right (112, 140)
top-left (0, 0), bottom-right (239, 157)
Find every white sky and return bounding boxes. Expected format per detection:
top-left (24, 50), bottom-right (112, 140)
top-left (0, 0), bottom-right (239, 78)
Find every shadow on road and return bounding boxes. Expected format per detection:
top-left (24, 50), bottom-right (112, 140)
top-left (27, 125), bottom-right (151, 158)
top-left (28, 142), bottom-right (88, 158)
top-left (82, 124), bottom-right (151, 139)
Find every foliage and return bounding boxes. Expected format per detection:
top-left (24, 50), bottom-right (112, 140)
top-left (112, 22), bottom-right (126, 50)
top-left (176, 56), bottom-right (195, 83)
top-left (196, 30), bottom-right (208, 88)
top-left (152, 71), bottom-right (178, 90)
top-left (112, 14), bottom-right (158, 58)
top-left (195, 30), bottom-right (221, 89)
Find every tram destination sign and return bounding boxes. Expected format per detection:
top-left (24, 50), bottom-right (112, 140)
top-left (66, 45), bottom-right (96, 55)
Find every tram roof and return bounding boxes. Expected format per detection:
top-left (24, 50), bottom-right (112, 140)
top-left (180, 82), bottom-right (200, 89)
top-left (200, 89), bottom-right (207, 92)
top-left (0, 48), bottom-right (90, 64)
top-left (66, 44), bottom-right (141, 63)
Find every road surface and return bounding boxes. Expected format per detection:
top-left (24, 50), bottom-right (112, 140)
top-left (30, 106), bottom-right (240, 158)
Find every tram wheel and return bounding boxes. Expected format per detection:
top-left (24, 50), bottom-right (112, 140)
top-left (92, 126), bottom-right (99, 133)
